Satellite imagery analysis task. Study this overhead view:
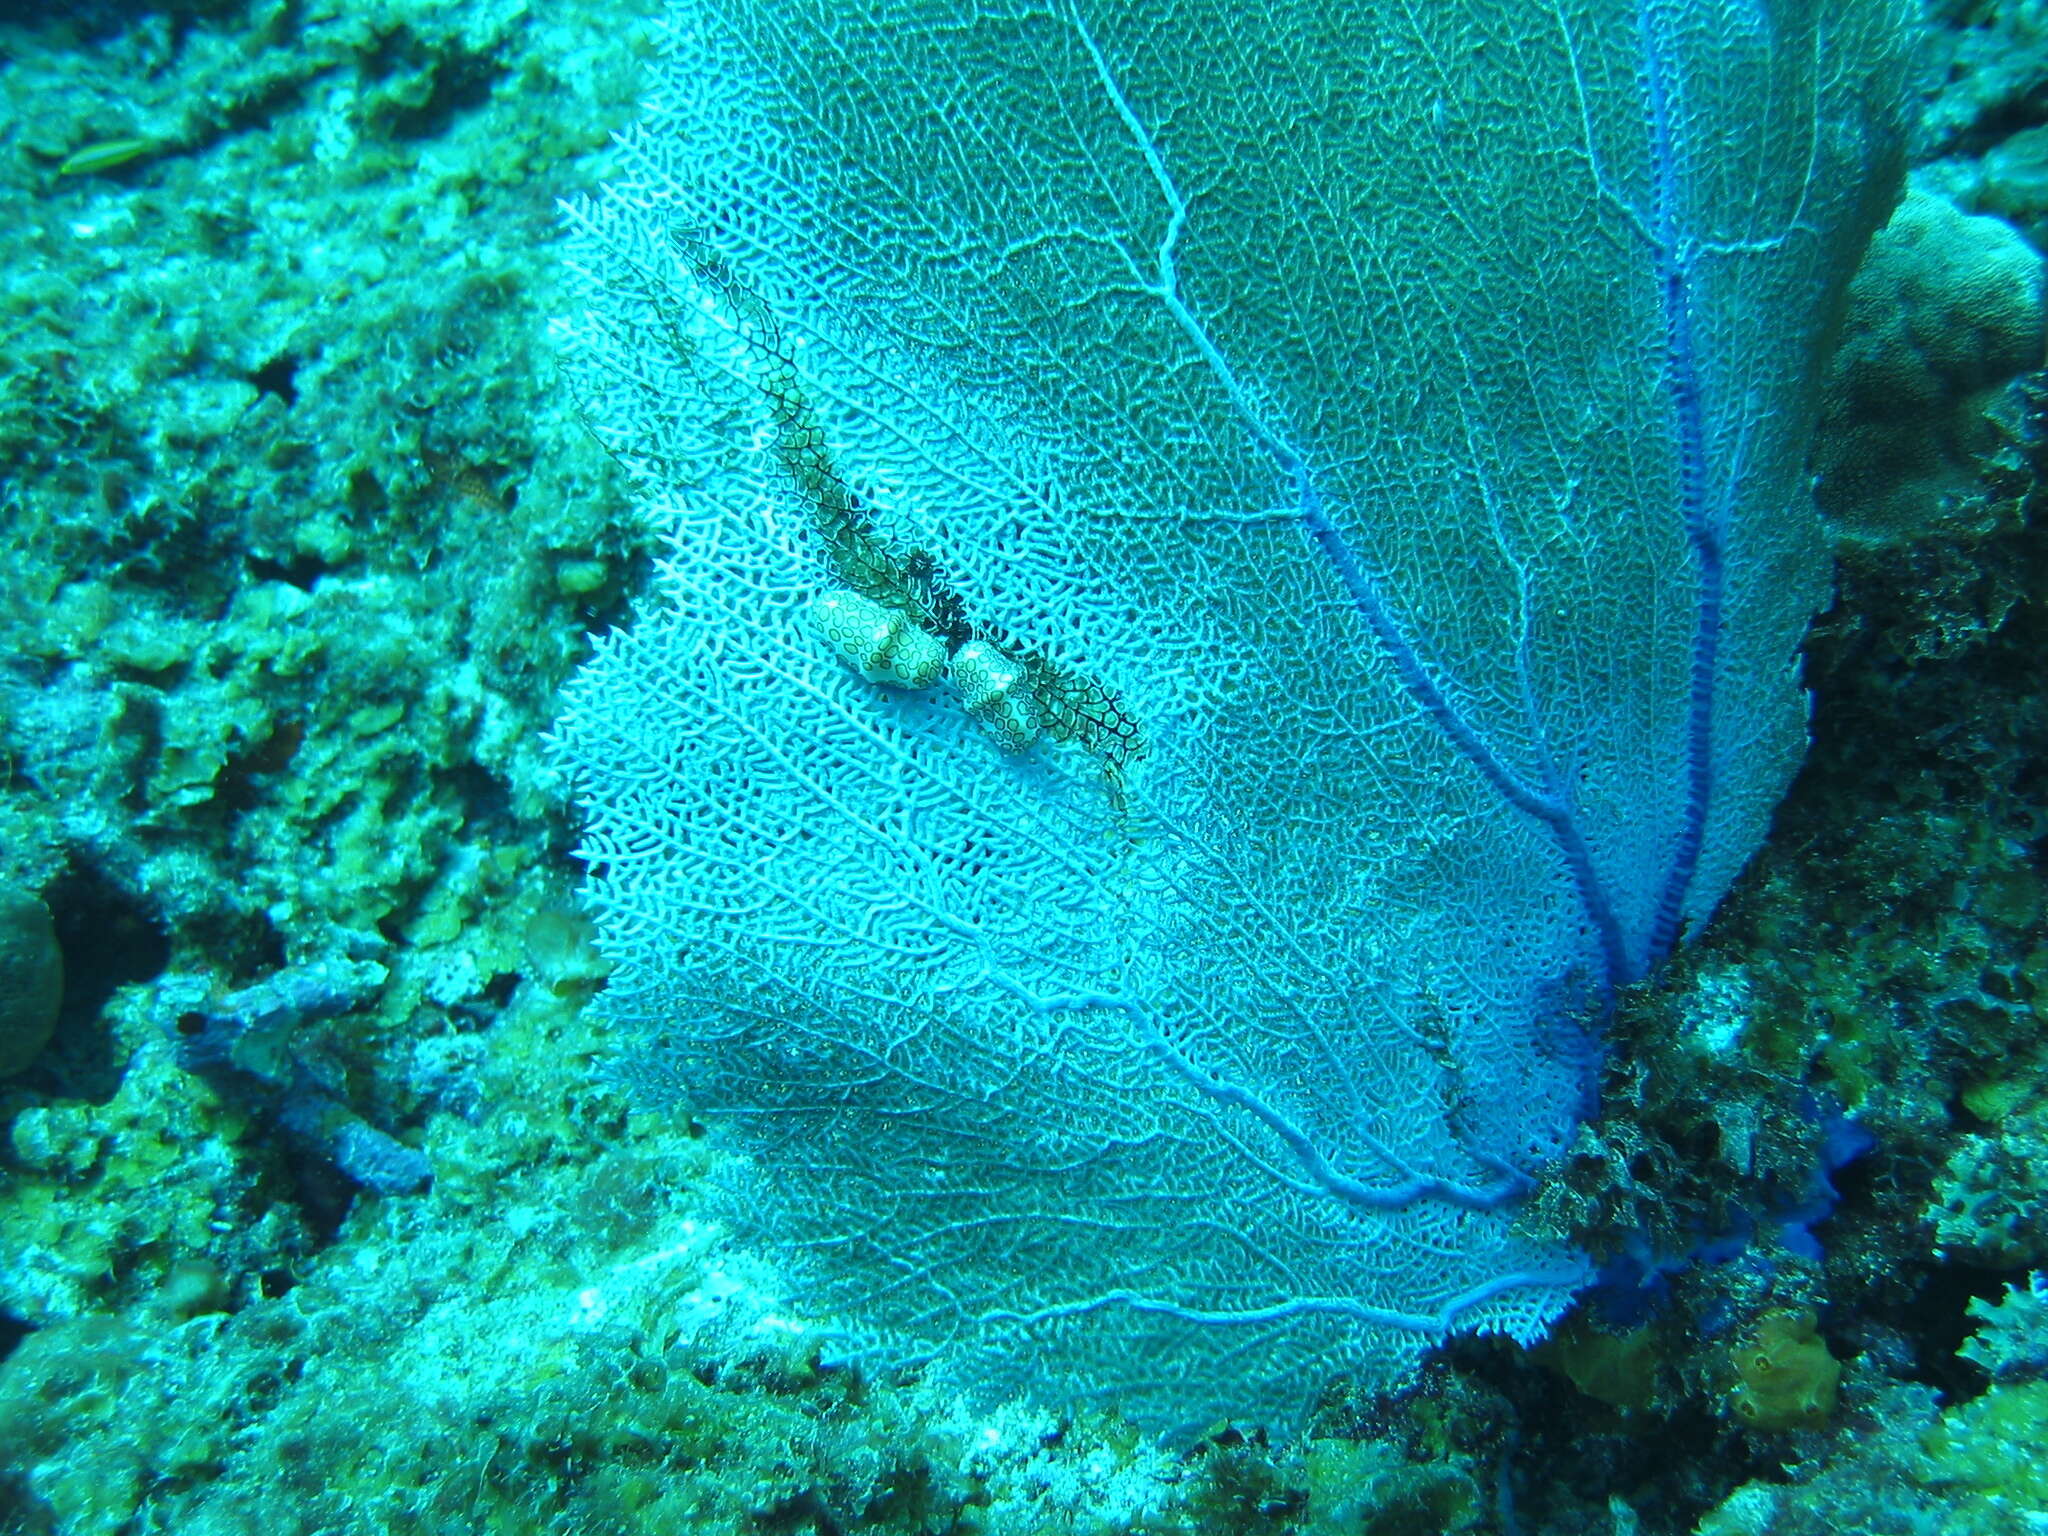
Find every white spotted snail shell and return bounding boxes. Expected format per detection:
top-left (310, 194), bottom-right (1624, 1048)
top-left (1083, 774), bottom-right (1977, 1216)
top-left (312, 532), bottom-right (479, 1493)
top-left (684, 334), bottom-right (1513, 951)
top-left (809, 593), bottom-right (1041, 753)
top-left (949, 639), bottom-right (1041, 752)
top-left (808, 592), bottom-right (947, 689)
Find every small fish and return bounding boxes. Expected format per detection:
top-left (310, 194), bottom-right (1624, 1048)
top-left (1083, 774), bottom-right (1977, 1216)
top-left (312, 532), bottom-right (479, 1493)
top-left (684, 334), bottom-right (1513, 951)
top-left (57, 137), bottom-right (155, 176)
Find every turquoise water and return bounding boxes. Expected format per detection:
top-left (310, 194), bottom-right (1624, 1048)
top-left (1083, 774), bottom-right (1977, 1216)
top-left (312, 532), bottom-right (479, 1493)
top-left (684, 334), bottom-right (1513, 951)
top-left (0, 3), bottom-right (2043, 1533)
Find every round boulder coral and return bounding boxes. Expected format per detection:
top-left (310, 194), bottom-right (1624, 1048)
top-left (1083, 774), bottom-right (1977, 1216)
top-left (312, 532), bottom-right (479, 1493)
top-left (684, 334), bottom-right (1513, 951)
top-left (1814, 187), bottom-right (2045, 541)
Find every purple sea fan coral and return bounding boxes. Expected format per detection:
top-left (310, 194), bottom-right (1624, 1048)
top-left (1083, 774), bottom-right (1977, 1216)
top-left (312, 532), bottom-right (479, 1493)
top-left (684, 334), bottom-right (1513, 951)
top-left (548, 0), bottom-right (1912, 1436)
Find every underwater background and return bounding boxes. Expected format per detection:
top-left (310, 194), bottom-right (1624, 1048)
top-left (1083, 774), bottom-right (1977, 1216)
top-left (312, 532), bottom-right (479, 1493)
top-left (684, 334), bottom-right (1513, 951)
top-left (0, 1), bottom-right (2045, 1532)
